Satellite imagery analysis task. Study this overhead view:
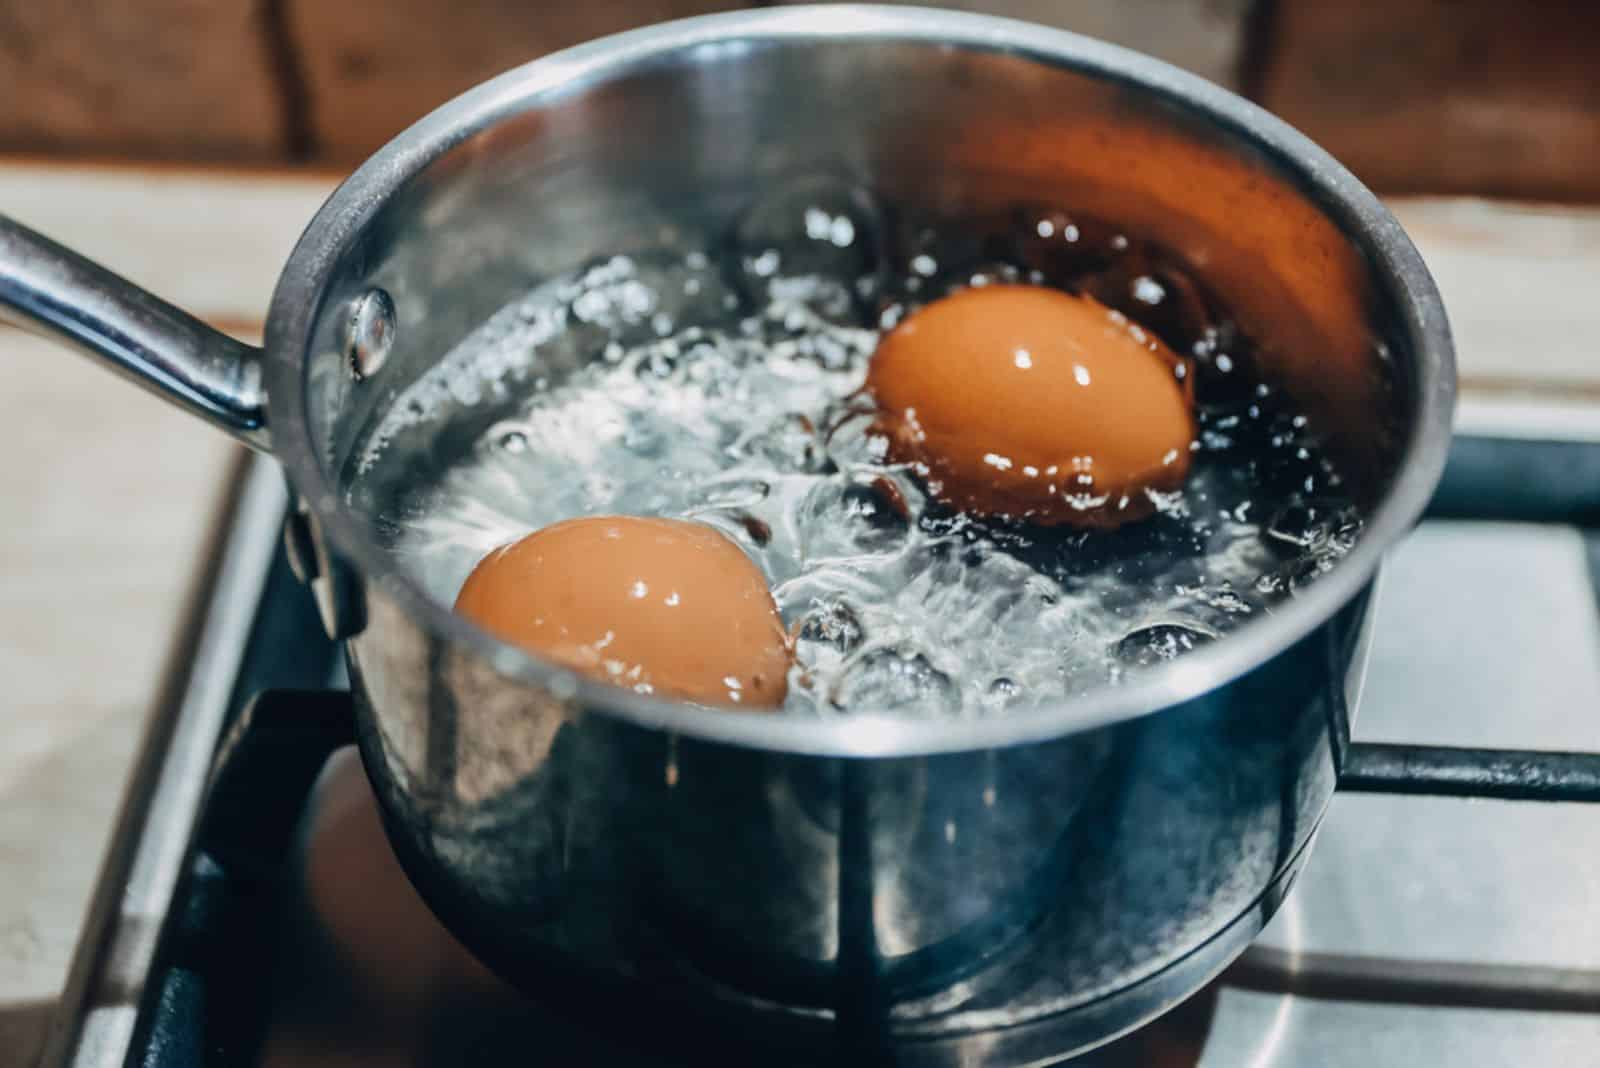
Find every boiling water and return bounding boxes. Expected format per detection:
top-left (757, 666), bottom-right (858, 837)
top-left (357, 179), bottom-right (1363, 719)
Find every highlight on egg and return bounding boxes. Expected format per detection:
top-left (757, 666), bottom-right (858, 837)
top-left (865, 284), bottom-right (1196, 528)
top-left (454, 515), bottom-right (791, 709)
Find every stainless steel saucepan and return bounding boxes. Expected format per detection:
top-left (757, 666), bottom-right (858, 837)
top-left (1, 6), bottom-right (1472, 1062)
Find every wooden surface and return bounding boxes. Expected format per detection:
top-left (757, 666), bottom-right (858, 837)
top-left (0, 163), bottom-right (332, 1068)
top-left (0, 0), bottom-right (287, 160)
top-left (0, 0), bottom-right (1256, 164)
top-left (288, 0), bottom-right (747, 161)
top-left (775, 0), bottom-right (1252, 88)
top-left (1258, 0), bottom-right (1600, 202)
top-left (0, 158), bottom-right (1596, 1068)
top-left (3, 0), bottom-right (1599, 206)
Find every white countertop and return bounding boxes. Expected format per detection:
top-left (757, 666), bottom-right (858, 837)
top-left (0, 161), bottom-right (1595, 1067)
top-left (0, 163), bottom-right (334, 1064)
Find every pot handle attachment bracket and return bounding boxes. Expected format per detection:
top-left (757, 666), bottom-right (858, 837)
top-left (0, 213), bottom-right (270, 450)
top-left (283, 495), bottom-right (368, 641)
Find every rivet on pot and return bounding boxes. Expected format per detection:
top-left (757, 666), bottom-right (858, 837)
top-left (345, 288), bottom-right (396, 380)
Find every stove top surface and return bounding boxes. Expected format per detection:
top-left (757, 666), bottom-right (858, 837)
top-left (42, 417), bottom-right (1600, 1068)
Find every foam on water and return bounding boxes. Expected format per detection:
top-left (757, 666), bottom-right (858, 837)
top-left (357, 179), bottom-right (1364, 719)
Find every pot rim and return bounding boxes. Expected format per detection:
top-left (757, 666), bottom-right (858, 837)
top-left (264, 4), bottom-right (1456, 758)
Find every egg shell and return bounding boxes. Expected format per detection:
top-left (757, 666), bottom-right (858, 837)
top-left (455, 516), bottom-right (790, 709)
top-left (867, 285), bottom-right (1195, 527)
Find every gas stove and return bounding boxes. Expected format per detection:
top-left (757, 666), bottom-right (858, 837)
top-left (37, 400), bottom-right (1600, 1067)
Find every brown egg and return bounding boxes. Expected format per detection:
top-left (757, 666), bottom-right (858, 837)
top-left (455, 516), bottom-right (790, 709)
top-left (867, 285), bottom-right (1195, 528)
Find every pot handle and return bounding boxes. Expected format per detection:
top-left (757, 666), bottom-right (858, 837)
top-left (0, 213), bottom-right (270, 450)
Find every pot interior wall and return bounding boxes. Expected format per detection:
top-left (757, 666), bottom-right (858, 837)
top-left (299, 34), bottom-right (1410, 542)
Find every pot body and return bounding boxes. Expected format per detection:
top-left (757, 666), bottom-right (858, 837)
top-left (348, 576), bottom-right (1369, 1059)
top-left (265, 10), bottom-right (1444, 1059)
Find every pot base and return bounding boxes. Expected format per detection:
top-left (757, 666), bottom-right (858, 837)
top-left (365, 709), bottom-right (1315, 1067)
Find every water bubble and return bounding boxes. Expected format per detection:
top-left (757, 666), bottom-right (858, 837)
top-left (766, 275), bottom-right (856, 322)
top-left (544, 256), bottom-right (667, 359)
top-left (620, 412), bottom-right (663, 456)
top-left (760, 312), bottom-right (876, 371)
top-left (1113, 621), bottom-right (1218, 668)
top-left (1286, 551), bottom-right (1339, 594)
top-left (1010, 208), bottom-right (1127, 283)
top-left (494, 426), bottom-right (530, 454)
top-left (821, 405), bottom-right (891, 472)
top-left (964, 262), bottom-right (1024, 288)
top-left (832, 646), bottom-right (959, 716)
top-left (798, 477), bottom-right (912, 563)
top-left (1265, 501), bottom-right (1341, 550)
top-left (1197, 587), bottom-right (1252, 615)
top-left (737, 412), bottom-right (828, 474)
top-left (633, 339), bottom-right (682, 381)
top-left (733, 176), bottom-right (884, 322)
top-left (1131, 275), bottom-right (1166, 305)
top-left (628, 252), bottom-right (743, 336)
top-left (1328, 510), bottom-right (1361, 555)
top-left (842, 476), bottom-right (912, 527)
top-left (749, 248), bottom-right (780, 278)
top-left (690, 477), bottom-right (770, 510)
top-left (986, 677), bottom-right (1023, 709)
top-left (794, 597), bottom-right (866, 672)
top-left (1254, 571), bottom-right (1286, 597)
top-left (864, 476), bottom-right (912, 523)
